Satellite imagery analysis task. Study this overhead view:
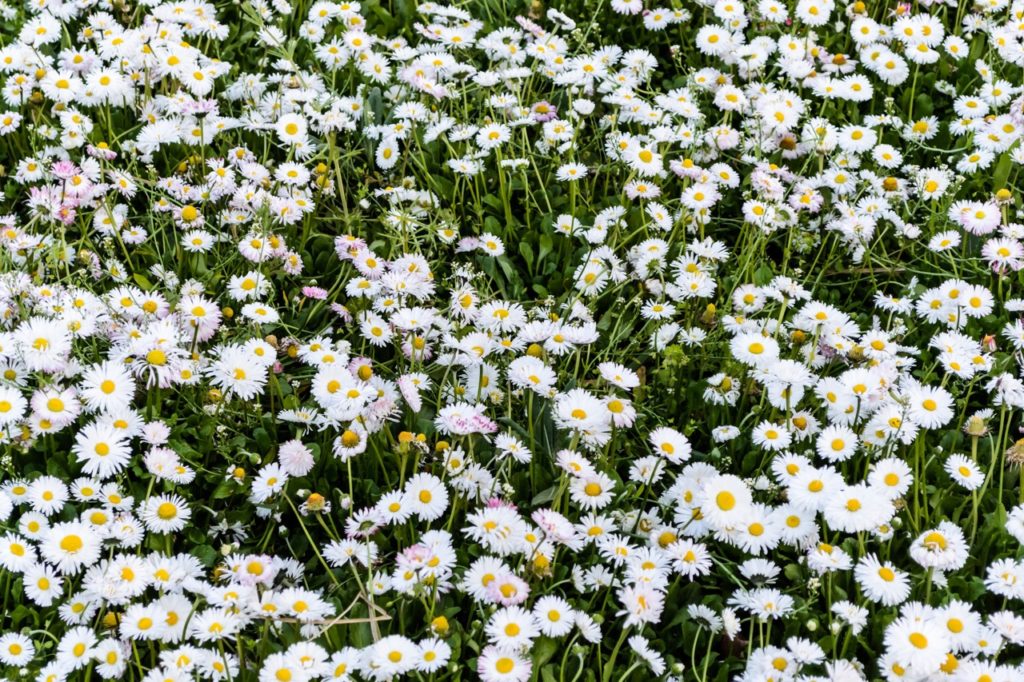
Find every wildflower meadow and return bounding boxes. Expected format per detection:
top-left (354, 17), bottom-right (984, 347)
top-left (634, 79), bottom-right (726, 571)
top-left (1, 0), bottom-right (1024, 680)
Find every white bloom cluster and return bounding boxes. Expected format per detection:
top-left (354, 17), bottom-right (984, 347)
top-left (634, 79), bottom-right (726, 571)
top-left (0, 0), bottom-right (1022, 681)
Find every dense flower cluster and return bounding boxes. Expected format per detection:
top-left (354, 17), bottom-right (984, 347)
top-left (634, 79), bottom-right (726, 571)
top-left (0, 0), bottom-right (1023, 681)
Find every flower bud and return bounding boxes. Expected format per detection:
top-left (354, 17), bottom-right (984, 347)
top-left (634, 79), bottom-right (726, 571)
top-left (431, 616), bottom-right (449, 636)
top-left (306, 493), bottom-right (326, 512)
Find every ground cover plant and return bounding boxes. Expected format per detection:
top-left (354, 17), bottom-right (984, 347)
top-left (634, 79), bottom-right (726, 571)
top-left (0, 0), bottom-right (1023, 680)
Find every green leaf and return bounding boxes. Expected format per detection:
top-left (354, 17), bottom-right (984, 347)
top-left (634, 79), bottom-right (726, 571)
top-left (253, 427), bottom-right (272, 452)
top-left (531, 484), bottom-right (558, 506)
top-left (519, 241), bottom-right (534, 269)
top-left (538, 233), bottom-right (553, 262)
top-left (993, 153), bottom-right (1012, 190)
top-left (133, 273), bottom-right (154, 290)
top-left (532, 637), bottom-right (559, 669)
top-left (753, 264), bottom-right (774, 285)
top-left (192, 544), bottom-right (218, 566)
top-left (211, 480), bottom-right (236, 500)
